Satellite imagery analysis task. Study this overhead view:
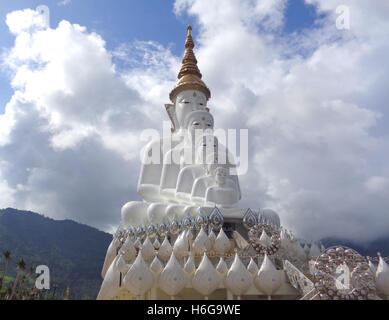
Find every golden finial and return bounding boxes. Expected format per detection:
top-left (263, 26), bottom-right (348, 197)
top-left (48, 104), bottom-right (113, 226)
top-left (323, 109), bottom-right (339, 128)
top-left (64, 286), bottom-right (70, 300)
top-left (169, 25), bottom-right (211, 102)
top-left (185, 25), bottom-right (194, 50)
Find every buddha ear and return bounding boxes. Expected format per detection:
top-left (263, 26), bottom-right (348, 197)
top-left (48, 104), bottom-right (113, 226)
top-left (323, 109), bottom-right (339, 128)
top-left (165, 104), bottom-right (179, 133)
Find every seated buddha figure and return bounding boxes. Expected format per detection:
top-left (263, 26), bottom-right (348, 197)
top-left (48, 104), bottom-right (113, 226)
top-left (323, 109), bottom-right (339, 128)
top-left (137, 89), bottom-right (209, 203)
top-left (175, 135), bottom-right (219, 204)
top-left (190, 162), bottom-right (220, 205)
top-left (137, 26), bottom-right (210, 204)
top-left (159, 110), bottom-right (214, 202)
top-left (205, 166), bottom-right (240, 207)
top-left (122, 25), bottom-right (213, 227)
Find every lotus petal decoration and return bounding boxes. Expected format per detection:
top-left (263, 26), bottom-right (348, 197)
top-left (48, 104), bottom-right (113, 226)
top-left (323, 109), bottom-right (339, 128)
top-left (225, 253), bottom-right (252, 296)
top-left (120, 237), bottom-right (137, 263)
top-left (116, 254), bottom-right (130, 274)
top-left (158, 236), bottom-right (173, 262)
top-left (122, 251), bottom-right (154, 296)
top-left (254, 254), bottom-right (282, 296)
top-left (134, 239), bottom-right (142, 250)
top-left (186, 228), bottom-right (194, 241)
top-left (101, 237), bottom-right (122, 279)
top-left (208, 230), bottom-right (216, 247)
top-left (213, 228), bottom-right (231, 255)
top-left (159, 252), bottom-right (187, 297)
top-left (150, 255), bottom-right (163, 274)
top-left (173, 231), bottom-right (189, 259)
top-left (184, 255), bottom-right (196, 275)
top-left (247, 258), bottom-right (259, 276)
top-left (192, 227), bottom-right (211, 255)
top-left (142, 237), bottom-right (156, 262)
top-left (192, 253), bottom-right (220, 296)
top-left (216, 257), bottom-right (228, 276)
top-left (97, 254), bottom-right (126, 300)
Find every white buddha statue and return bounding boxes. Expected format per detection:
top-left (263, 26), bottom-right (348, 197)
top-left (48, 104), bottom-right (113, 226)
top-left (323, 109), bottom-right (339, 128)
top-left (137, 89), bottom-right (209, 203)
top-left (159, 110), bottom-right (214, 202)
top-left (205, 166), bottom-right (240, 207)
top-left (176, 135), bottom-right (219, 204)
top-left (137, 24), bottom-right (211, 204)
top-left (122, 25), bottom-right (212, 227)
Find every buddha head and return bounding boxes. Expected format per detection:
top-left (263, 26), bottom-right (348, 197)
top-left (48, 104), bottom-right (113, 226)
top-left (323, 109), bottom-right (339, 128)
top-left (215, 167), bottom-right (228, 186)
top-left (184, 109), bottom-right (214, 143)
top-left (175, 90), bottom-right (208, 130)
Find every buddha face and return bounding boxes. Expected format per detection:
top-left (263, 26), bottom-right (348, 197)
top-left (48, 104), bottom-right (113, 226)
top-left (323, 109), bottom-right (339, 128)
top-left (185, 110), bottom-right (214, 143)
top-left (215, 167), bottom-right (228, 185)
top-left (175, 90), bottom-right (207, 129)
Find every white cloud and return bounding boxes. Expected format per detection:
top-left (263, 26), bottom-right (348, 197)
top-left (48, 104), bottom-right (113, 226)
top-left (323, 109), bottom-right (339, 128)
top-left (5, 9), bottom-right (47, 35)
top-left (0, 9), bottom-right (151, 230)
top-left (58, 0), bottom-right (72, 6)
top-left (1, 2), bottom-right (389, 243)
top-left (0, 166), bottom-right (15, 207)
top-left (365, 176), bottom-right (389, 195)
top-left (173, 0), bottom-right (389, 242)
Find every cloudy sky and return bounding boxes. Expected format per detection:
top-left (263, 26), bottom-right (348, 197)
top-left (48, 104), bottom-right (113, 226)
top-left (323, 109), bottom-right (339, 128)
top-left (0, 0), bottom-right (388, 243)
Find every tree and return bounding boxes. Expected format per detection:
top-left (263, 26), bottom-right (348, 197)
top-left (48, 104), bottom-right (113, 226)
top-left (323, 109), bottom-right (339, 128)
top-left (9, 259), bottom-right (26, 300)
top-left (27, 265), bottom-right (37, 297)
top-left (17, 275), bottom-right (27, 299)
top-left (0, 251), bottom-right (11, 292)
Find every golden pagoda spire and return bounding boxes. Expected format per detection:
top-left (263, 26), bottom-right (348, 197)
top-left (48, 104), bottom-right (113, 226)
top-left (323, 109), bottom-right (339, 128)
top-left (170, 25), bottom-right (211, 102)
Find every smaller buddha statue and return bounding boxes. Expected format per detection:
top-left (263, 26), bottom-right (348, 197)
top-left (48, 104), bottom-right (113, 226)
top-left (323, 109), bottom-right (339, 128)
top-left (190, 162), bottom-right (220, 205)
top-left (205, 166), bottom-right (240, 207)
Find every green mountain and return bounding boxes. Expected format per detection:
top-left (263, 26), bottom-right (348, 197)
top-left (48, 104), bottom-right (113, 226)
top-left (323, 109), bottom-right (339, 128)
top-left (0, 208), bottom-right (112, 300)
